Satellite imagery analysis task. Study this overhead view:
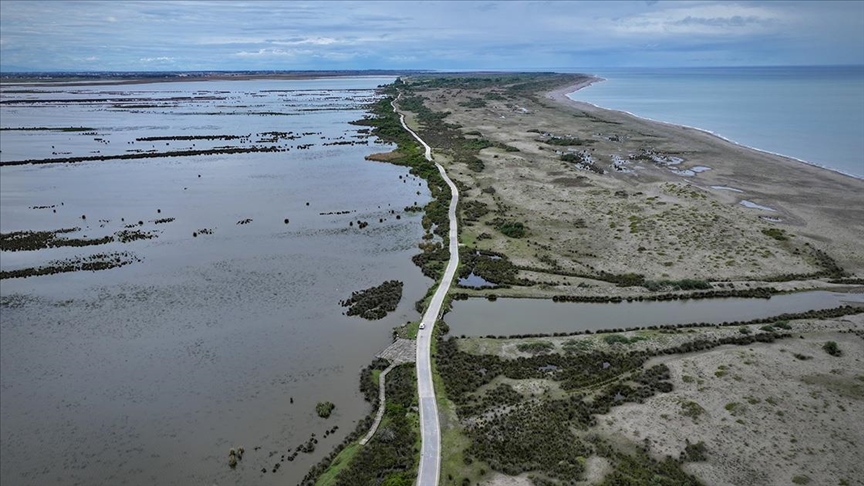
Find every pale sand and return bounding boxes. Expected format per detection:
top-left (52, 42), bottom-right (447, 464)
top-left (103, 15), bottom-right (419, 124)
top-left (543, 80), bottom-right (864, 276)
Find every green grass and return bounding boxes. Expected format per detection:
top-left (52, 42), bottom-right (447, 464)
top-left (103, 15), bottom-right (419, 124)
top-left (315, 443), bottom-right (360, 486)
top-left (396, 321), bottom-right (421, 340)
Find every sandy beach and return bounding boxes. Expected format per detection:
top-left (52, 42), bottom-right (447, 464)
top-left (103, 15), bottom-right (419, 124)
top-left (544, 80), bottom-right (864, 273)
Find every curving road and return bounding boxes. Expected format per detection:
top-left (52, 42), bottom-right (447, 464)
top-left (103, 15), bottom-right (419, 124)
top-left (392, 94), bottom-right (459, 486)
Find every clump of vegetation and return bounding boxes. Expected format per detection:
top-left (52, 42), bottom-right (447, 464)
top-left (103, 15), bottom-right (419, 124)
top-left (762, 228), bottom-right (789, 241)
top-left (562, 338), bottom-right (593, 354)
top-left (462, 138), bottom-right (494, 151)
top-left (461, 200), bottom-right (489, 222)
top-left (316, 401), bottom-right (335, 418)
top-left (1, 251), bottom-right (140, 279)
top-left (823, 341), bottom-right (842, 357)
top-left (114, 229), bottom-right (158, 243)
top-left (458, 97), bottom-right (488, 109)
top-left (516, 341), bottom-right (554, 355)
top-left (680, 400), bottom-right (705, 420)
top-left (724, 402), bottom-right (743, 416)
top-left (340, 280), bottom-right (403, 320)
top-left (466, 157), bottom-right (485, 172)
top-left (541, 135), bottom-right (590, 146)
top-left (0, 227), bottom-right (112, 251)
top-left (491, 218), bottom-right (526, 238)
top-left (680, 440), bottom-right (708, 462)
top-left (228, 447), bottom-right (244, 468)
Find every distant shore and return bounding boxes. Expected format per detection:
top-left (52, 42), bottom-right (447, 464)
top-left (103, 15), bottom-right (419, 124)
top-left (551, 78), bottom-right (863, 181)
top-left (0, 70), bottom-right (411, 87)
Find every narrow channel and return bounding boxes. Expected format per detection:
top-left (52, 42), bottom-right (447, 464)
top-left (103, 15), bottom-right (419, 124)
top-left (447, 291), bottom-right (864, 336)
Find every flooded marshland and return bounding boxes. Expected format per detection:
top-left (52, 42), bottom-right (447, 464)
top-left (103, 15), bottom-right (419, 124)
top-left (0, 77), bottom-right (434, 485)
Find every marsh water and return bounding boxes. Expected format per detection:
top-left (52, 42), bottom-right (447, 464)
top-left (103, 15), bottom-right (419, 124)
top-left (0, 77), bottom-right (435, 485)
top-left (447, 291), bottom-right (864, 337)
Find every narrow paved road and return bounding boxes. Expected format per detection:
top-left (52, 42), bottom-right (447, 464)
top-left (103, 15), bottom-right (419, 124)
top-left (392, 94), bottom-right (459, 486)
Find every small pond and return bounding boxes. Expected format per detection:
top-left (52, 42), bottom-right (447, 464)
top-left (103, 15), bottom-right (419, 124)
top-left (458, 272), bottom-right (498, 288)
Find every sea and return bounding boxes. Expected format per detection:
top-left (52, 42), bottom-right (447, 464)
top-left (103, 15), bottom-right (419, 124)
top-left (567, 66), bottom-right (864, 179)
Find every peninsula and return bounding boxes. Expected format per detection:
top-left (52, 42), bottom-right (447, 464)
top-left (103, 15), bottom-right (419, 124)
top-left (305, 72), bottom-right (864, 486)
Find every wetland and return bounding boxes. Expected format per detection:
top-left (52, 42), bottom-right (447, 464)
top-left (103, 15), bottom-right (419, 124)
top-left (0, 76), bottom-right (436, 486)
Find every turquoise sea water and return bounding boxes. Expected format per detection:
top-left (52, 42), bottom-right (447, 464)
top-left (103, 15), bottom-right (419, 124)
top-left (568, 66), bottom-right (864, 179)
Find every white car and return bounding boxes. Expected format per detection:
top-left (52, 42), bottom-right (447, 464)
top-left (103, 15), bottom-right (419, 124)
top-left (419, 323), bottom-right (425, 329)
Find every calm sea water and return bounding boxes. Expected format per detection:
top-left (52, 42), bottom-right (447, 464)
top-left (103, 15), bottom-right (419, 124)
top-left (568, 66), bottom-right (864, 179)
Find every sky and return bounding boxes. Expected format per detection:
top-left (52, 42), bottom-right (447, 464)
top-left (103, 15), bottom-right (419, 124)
top-left (1, 1), bottom-right (863, 72)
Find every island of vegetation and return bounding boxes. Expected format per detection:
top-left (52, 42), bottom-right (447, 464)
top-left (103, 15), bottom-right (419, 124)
top-left (339, 280), bottom-right (404, 320)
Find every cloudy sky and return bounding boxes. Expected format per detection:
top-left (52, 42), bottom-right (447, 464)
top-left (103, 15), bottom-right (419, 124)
top-left (1, 1), bottom-right (862, 72)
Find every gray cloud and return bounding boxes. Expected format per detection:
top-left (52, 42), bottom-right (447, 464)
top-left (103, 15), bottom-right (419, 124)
top-left (0, 1), bottom-right (861, 71)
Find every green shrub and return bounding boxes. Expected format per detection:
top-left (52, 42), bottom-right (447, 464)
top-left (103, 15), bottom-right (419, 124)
top-left (823, 341), bottom-right (842, 357)
top-left (495, 220), bottom-right (526, 238)
top-left (681, 441), bottom-right (708, 462)
top-left (316, 401), bottom-right (335, 418)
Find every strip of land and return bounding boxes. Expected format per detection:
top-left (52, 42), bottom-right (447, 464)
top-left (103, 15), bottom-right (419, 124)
top-left (302, 73), bottom-right (864, 486)
top-left (392, 73), bottom-right (862, 301)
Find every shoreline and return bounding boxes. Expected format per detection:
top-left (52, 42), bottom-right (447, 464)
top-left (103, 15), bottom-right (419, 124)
top-left (548, 79), bottom-right (863, 182)
top-left (0, 72), bottom-right (403, 88)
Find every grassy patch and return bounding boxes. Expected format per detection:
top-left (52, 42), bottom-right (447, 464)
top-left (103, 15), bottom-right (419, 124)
top-left (516, 341), bottom-right (555, 355)
top-left (762, 228), bottom-right (789, 241)
top-left (680, 400), bottom-right (706, 420)
top-left (315, 444), bottom-right (359, 486)
top-left (395, 321), bottom-right (420, 340)
top-left (602, 334), bottom-right (646, 346)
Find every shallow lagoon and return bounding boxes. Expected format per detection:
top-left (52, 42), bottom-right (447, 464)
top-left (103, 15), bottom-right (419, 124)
top-left (0, 77), bottom-right (434, 485)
